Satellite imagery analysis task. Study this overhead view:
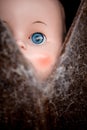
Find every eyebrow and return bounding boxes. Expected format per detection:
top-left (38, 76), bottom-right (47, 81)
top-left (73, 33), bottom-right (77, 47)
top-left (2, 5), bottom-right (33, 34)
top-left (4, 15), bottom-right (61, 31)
top-left (32, 21), bottom-right (47, 26)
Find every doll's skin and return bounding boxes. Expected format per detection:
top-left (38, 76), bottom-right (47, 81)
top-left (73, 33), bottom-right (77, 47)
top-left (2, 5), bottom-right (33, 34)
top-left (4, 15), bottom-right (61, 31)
top-left (0, 0), bottom-right (65, 80)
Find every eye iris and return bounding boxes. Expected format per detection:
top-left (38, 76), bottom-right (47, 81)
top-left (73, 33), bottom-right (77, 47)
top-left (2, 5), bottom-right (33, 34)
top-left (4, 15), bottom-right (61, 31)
top-left (31, 33), bottom-right (45, 44)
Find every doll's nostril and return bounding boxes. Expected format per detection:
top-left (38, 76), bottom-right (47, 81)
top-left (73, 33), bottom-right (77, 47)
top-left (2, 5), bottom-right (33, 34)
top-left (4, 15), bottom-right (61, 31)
top-left (16, 40), bottom-right (26, 50)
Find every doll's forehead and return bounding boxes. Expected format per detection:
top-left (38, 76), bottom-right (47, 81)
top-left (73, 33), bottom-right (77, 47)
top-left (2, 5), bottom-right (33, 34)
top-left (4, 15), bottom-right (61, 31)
top-left (0, 0), bottom-right (63, 18)
top-left (0, 0), bottom-right (61, 9)
top-left (0, 0), bottom-right (63, 23)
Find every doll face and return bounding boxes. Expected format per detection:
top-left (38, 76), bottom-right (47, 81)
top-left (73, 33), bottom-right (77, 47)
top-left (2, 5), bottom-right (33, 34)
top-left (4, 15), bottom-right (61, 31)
top-left (0, 0), bottom-right (65, 80)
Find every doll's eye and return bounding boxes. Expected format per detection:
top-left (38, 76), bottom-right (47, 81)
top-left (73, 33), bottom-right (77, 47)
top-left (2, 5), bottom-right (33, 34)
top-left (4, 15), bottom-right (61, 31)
top-left (30, 32), bottom-right (46, 45)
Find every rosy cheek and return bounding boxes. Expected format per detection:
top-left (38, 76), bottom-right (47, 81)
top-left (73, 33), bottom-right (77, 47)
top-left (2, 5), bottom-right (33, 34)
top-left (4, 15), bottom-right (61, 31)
top-left (36, 57), bottom-right (52, 68)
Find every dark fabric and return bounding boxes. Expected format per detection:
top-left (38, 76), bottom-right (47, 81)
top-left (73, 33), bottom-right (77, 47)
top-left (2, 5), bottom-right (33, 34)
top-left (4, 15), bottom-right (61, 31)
top-left (0, 0), bottom-right (87, 130)
top-left (60, 0), bottom-right (81, 31)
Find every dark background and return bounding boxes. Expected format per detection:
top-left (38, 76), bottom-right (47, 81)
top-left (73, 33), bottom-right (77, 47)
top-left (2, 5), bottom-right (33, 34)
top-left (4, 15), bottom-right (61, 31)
top-left (60, 0), bottom-right (81, 31)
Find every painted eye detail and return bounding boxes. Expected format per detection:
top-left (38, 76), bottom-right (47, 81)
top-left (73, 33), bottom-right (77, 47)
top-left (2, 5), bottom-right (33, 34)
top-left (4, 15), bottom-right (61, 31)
top-left (30, 32), bottom-right (46, 45)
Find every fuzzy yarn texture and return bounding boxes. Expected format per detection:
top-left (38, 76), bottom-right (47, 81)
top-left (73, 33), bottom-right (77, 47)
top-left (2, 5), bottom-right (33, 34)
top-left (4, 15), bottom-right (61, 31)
top-left (0, 0), bottom-right (87, 130)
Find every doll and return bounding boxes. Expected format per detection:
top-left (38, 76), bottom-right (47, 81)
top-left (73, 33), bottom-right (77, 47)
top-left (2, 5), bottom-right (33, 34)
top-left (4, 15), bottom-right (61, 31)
top-left (0, 0), bottom-right (87, 130)
top-left (0, 0), bottom-right (66, 80)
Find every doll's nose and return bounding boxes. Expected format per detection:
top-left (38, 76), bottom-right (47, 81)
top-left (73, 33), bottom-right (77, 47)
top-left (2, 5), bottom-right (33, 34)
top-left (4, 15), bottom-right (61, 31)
top-left (16, 40), bottom-right (26, 50)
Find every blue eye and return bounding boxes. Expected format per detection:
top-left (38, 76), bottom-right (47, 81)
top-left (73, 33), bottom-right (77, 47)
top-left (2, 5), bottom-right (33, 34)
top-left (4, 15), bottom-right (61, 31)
top-left (30, 32), bottom-right (46, 45)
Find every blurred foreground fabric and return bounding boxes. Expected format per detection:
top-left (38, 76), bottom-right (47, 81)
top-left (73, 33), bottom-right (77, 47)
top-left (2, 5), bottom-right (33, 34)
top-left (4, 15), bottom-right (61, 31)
top-left (0, 0), bottom-right (87, 130)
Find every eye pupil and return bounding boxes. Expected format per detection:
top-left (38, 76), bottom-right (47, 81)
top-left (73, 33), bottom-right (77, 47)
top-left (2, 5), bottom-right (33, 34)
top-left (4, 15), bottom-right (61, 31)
top-left (31, 32), bottom-right (46, 44)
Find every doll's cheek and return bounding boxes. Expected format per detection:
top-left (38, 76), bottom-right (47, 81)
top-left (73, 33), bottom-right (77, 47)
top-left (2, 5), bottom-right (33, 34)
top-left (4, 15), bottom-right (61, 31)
top-left (35, 56), bottom-right (53, 69)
